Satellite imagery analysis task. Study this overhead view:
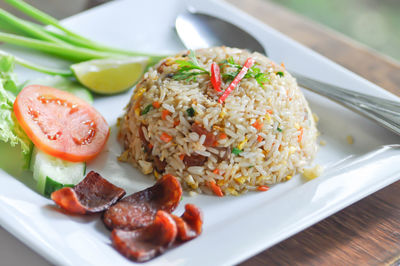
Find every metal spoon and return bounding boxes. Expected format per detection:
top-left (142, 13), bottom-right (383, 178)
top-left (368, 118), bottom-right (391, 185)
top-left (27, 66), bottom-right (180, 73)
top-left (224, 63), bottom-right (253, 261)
top-left (175, 12), bottom-right (400, 136)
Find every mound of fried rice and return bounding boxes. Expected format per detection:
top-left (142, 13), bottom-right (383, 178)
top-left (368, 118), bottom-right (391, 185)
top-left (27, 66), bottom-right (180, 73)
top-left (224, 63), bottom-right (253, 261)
top-left (118, 47), bottom-right (318, 196)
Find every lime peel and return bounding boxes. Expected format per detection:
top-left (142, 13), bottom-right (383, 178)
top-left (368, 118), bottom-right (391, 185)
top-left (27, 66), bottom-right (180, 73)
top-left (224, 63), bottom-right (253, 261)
top-left (71, 57), bottom-right (149, 94)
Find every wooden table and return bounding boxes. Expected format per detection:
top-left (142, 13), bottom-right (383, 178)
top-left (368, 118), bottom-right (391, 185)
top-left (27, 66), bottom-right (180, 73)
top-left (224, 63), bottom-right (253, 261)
top-left (225, 0), bottom-right (400, 265)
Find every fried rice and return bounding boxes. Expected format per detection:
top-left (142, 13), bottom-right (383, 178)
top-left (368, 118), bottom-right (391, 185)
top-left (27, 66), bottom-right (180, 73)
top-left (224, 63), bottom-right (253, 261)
top-left (118, 47), bottom-right (318, 196)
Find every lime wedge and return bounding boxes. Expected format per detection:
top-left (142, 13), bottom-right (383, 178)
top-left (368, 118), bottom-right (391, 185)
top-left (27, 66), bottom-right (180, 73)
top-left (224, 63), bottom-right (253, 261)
top-left (71, 57), bottom-right (149, 94)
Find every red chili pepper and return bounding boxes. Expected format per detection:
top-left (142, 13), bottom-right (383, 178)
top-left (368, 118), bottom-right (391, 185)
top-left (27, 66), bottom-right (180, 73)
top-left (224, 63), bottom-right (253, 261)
top-left (211, 62), bottom-right (222, 92)
top-left (257, 185), bottom-right (269, 192)
top-left (218, 57), bottom-right (255, 103)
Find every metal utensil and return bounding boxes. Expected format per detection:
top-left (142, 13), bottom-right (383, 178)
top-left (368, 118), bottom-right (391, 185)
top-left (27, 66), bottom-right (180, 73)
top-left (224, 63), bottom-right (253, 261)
top-left (175, 11), bottom-right (400, 136)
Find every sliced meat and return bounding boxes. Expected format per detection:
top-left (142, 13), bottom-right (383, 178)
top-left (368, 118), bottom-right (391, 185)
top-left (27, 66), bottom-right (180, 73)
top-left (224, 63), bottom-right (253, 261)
top-left (51, 171), bottom-right (126, 214)
top-left (172, 204), bottom-right (203, 241)
top-left (111, 210), bottom-right (177, 262)
top-left (191, 123), bottom-right (216, 147)
top-left (183, 153), bottom-right (207, 167)
top-left (103, 174), bottom-right (182, 230)
top-left (153, 155), bottom-right (167, 173)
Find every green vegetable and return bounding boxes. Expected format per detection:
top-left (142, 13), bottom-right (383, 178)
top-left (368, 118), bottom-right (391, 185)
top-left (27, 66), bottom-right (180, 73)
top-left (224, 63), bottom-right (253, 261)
top-left (141, 104), bottom-right (153, 115)
top-left (220, 57), bottom-right (270, 87)
top-left (276, 71), bottom-right (284, 77)
top-left (43, 177), bottom-right (74, 198)
top-left (0, 0), bottom-right (166, 72)
top-left (30, 146), bottom-right (85, 197)
top-left (173, 50), bottom-right (209, 81)
top-left (0, 53), bottom-right (32, 166)
top-left (232, 147), bottom-right (243, 155)
top-left (186, 107), bottom-right (195, 117)
top-left (277, 127), bottom-right (283, 132)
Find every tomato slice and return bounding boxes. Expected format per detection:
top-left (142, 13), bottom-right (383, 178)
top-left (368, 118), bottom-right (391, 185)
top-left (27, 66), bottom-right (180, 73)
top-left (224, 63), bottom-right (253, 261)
top-left (14, 85), bottom-right (109, 162)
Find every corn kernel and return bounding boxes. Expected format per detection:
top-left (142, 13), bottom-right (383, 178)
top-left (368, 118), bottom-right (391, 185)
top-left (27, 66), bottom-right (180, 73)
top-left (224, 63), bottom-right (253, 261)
top-left (134, 87), bottom-right (146, 100)
top-left (286, 175), bottom-right (292, 181)
top-left (227, 187), bottom-right (239, 196)
top-left (189, 182), bottom-right (198, 189)
top-left (212, 125), bottom-right (224, 131)
top-left (185, 175), bottom-right (198, 189)
top-left (154, 170), bottom-right (160, 180)
top-left (219, 108), bottom-right (226, 118)
top-left (265, 113), bottom-right (271, 123)
top-left (135, 108), bottom-right (140, 117)
top-left (238, 137), bottom-right (248, 150)
top-left (302, 165), bottom-right (323, 181)
top-left (256, 175), bottom-right (267, 182)
top-left (234, 176), bottom-right (248, 184)
top-left (217, 179), bottom-right (227, 186)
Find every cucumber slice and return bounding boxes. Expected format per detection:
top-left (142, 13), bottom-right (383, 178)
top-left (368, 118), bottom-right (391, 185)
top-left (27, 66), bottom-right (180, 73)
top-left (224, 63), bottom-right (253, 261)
top-left (30, 146), bottom-right (86, 197)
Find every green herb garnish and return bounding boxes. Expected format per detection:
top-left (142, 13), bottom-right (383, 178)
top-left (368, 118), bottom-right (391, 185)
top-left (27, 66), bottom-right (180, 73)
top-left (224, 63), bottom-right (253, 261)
top-left (186, 107), bottom-right (195, 117)
top-left (276, 71), bottom-right (284, 77)
top-left (220, 57), bottom-right (270, 87)
top-left (141, 104), bottom-right (153, 115)
top-left (173, 50), bottom-right (210, 81)
top-left (232, 147), bottom-right (243, 155)
top-left (277, 127), bottom-right (283, 132)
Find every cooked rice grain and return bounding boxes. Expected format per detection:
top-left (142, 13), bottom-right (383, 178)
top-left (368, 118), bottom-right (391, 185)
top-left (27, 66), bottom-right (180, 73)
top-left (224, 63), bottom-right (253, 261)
top-left (118, 47), bottom-right (318, 195)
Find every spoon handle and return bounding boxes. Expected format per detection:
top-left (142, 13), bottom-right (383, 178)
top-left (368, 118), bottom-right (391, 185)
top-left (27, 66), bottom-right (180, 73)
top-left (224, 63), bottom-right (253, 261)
top-left (293, 72), bottom-right (400, 136)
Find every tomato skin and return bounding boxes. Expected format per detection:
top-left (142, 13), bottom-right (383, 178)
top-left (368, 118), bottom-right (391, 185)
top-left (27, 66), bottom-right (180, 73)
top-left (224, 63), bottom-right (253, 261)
top-left (14, 85), bottom-right (109, 162)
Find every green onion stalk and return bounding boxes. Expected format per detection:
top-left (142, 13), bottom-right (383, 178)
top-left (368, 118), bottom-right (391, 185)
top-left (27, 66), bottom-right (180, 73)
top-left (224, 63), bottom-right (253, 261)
top-left (0, 0), bottom-right (167, 75)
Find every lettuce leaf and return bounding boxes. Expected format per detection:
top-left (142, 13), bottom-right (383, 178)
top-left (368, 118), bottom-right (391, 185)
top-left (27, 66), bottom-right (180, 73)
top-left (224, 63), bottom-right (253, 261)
top-left (0, 53), bottom-right (32, 166)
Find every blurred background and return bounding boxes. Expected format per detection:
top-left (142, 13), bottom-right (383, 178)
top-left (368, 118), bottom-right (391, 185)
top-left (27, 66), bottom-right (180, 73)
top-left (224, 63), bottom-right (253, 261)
top-left (269, 0), bottom-right (400, 62)
top-left (1, 0), bottom-right (399, 62)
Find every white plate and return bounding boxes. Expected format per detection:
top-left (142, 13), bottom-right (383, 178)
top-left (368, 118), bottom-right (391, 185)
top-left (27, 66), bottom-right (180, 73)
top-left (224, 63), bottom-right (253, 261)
top-left (1, 0), bottom-right (400, 265)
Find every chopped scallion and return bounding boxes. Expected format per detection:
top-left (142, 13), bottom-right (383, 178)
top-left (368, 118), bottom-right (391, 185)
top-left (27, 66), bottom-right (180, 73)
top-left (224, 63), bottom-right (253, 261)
top-left (186, 107), bottom-right (195, 117)
top-left (232, 147), bottom-right (243, 155)
top-left (141, 104), bottom-right (153, 115)
top-left (276, 71), bottom-right (284, 77)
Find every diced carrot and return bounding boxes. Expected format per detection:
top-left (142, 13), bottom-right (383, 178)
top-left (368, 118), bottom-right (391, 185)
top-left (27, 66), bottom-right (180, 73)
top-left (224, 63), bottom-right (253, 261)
top-left (212, 168), bottom-right (220, 175)
top-left (252, 119), bottom-right (263, 131)
top-left (257, 185), bottom-right (269, 192)
top-left (281, 62), bottom-right (285, 68)
top-left (152, 101), bottom-right (161, 108)
top-left (160, 132), bottom-right (172, 143)
top-left (174, 119), bottom-right (180, 127)
top-left (219, 133), bottom-right (227, 139)
top-left (179, 154), bottom-right (184, 160)
top-left (212, 140), bottom-right (218, 147)
top-left (298, 127), bottom-right (304, 143)
top-left (207, 181), bottom-right (224, 197)
top-left (266, 109), bottom-right (273, 114)
top-left (148, 143), bottom-right (153, 149)
top-left (257, 135), bottom-right (263, 142)
top-left (161, 109), bottom-right (170, 120)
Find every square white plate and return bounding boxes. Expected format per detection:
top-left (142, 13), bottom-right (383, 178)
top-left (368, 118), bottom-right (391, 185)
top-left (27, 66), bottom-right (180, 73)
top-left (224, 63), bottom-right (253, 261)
top-left (1, 0), bottom-right (400, 265)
